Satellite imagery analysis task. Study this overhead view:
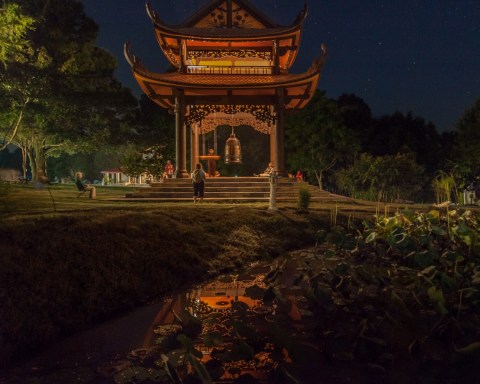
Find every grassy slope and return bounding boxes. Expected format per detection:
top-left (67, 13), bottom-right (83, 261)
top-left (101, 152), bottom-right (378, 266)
top-left (1, 183), bottom-right (369, 367)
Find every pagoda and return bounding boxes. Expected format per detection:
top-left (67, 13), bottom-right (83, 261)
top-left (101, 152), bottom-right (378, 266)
top-left (125, 0), bottom-right (327, 178)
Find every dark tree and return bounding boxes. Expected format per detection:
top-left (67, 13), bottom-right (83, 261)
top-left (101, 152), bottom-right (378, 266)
top-left (365, 112), bottom-right (443, 175)
top-left (456, 98), bottom-right (480, 176)
top-left (285, 90), bottom-right (360, 189)
top-left (0, 0), bottom-right (138, 180)
top-left (337, 93), bottom-right (373, 151)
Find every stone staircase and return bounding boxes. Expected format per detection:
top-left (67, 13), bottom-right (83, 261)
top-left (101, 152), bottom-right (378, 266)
top-left (125, 177), bottom-right (351, 203)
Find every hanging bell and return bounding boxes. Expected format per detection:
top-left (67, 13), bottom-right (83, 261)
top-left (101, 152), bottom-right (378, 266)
top-left (225, 127), bottom-right (242, 164)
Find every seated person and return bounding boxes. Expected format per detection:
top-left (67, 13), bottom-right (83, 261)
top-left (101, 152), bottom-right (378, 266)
top-left (257, 162), bottom-right (276, 177)
top-left (296, 170), bottom-right (304, 182)
top-left (164, 160), bottom-right (174, 178)
top-left (75, 172), bottom-right (96, 198)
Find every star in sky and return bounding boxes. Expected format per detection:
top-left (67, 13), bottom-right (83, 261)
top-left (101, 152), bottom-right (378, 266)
top-left (81, 0), bottom-right (480, 133)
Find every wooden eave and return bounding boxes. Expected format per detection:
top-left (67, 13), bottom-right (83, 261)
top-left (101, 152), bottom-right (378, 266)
top-left (153, 25), bottom-right (302, 70)
top-left (125, 43), bottom-right (326, 112)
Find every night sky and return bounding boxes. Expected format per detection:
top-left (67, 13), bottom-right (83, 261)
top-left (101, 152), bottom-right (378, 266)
top-left (80, 0), bottom-right (480, 133)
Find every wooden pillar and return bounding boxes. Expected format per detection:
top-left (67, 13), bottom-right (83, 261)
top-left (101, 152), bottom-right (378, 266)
top-left (275, 90), bottom-right (286, 176)
top-left (179, 39), bottom-right (186, 73)
top-left (269, 123), bottom-right (277, 168)
top-left (175, 90), bottom-right (188, 178)
top-left (189, 124), bottom-right (194, 173)
top-left (214, 127), bottom-right (218, 154)
top-left (191, 122), bottom-right (200, 172)
top-left (273, 39), bottom-right (280, 75)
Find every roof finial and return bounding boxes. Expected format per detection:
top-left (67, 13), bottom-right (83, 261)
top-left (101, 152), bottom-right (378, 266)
top-left (308, 44), bottom-right (328, 73)
top-left (293, 3), bottom-right (308, 26)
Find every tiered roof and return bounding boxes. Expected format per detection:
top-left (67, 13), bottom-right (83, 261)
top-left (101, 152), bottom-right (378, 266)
top-left (125, 0), bottom-right (326, 114)
top-left (146, 1), bottom-right (307, 71)
top-left (125, 42), bottom-right (326, 111)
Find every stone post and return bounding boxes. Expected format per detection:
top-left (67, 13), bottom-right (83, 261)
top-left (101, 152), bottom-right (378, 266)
top-left (269, 171), bottom-right (278, 211)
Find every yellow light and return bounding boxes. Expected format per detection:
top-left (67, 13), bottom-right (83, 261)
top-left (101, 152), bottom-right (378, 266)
top-left (198, 60), bottom-right (232, 66)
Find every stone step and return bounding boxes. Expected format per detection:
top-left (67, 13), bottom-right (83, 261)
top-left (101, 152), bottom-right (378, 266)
top-left (125, 177), bottom-right (351, 202)
top-left (143, 186), bottom-right (301, 192)
top-left (154, 176), bottom-right (280, 183)
top-left (130, 186), bottom-right (321, 195)
top-left (126, 192), bottom-right (323, 198)
top-left (124, 195), bottom-right (348, 202)
top-left (149, 178), bottom-right (297, 188)
top-left (126, 191), bottom-right (345, 200)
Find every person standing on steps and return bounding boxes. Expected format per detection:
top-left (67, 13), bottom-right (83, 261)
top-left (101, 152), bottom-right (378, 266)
top-left (191, 163), bottom-right (206, 203)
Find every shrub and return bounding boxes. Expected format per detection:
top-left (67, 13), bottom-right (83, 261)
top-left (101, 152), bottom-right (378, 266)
top-left (336, 152), bottom-right (425, 202)
top-left (297, 185), bottom-right (311, 211)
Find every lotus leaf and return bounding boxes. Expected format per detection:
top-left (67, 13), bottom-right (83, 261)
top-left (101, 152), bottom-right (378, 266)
top-left (414, 250), bottom-right (436, 267)
top-left (427, 286), bottom-right (448, 315)
top-left (244, 284), bottom-right (266, 300)
top-left (204, 331), bottom-right (224, 347)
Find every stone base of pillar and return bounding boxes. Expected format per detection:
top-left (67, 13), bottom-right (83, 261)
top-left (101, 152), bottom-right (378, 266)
top-left (176, 170), bottom-right (191, 179)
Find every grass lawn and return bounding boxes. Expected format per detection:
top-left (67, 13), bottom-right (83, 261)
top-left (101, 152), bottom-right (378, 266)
top-left (1, 183), bottom-right (151, 215)
top-left (0, 182), bottom-right (417, 221)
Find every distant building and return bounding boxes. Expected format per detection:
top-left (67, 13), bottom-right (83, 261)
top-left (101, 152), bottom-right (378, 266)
top-left (100, 168), bottom-right (128, 185)
top-left (101, 168), bottom-right (154, 185)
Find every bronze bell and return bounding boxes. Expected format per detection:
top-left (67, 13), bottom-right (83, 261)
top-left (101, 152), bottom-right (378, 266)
top-left (225, 127), bottom-right (242, 164)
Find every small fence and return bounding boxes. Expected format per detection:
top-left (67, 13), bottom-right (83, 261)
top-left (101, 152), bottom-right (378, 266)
top-left (186, 66), bottom-right (272, 75)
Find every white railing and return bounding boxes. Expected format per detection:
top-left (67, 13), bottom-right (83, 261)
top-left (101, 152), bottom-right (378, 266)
top-left (186, 66), bottom-right (272, 75)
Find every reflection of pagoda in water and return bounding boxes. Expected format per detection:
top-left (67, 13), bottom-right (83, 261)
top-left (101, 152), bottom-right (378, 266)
top-left (145, 271), bottom-right (268, 331)
top-left (190, 271), bottom-right (267, 310)
top-left (143, 266), bottom-right (275, 381)
top-left (125, 0), bottom-right (327, 177)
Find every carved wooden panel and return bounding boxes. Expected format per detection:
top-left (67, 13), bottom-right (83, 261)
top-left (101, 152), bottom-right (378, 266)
top-left (194, 1), bottom-right (267, 29)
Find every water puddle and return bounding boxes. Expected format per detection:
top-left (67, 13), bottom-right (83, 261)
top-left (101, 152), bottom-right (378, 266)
top-left (97, 255), bottom-right (326, 383)
top-left (3, 250), bottom-right (330, 383)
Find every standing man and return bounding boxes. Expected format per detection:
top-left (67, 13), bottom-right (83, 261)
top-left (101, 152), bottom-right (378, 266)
top-left (191, 163), bottom-right (206, 203)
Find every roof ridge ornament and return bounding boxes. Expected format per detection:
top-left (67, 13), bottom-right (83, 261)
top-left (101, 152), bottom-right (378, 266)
top-left (309, 44), bottom-right (328, 74)
top-left (124, 42), bottom-right (146, 73)
top-left (146, 1), bottom-right (164, 25)
top-left (292, 3), bottom-right (308, 26)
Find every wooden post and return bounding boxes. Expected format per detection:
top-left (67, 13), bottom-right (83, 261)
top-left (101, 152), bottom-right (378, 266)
top-left (273, 39), bottom-right (280, 75)
top-left (191, 122), bottom-right (200, 172)
top-left (175, 90), bottom-right (188, 178)
top-left (179, 39), bottom-right (186, 73)
top-left (275, 89), bottom-right (286, 176)
top-left (214, 127), bottom-right (218, 155)
top-left (269, 124), bottom-right (277, 169)
top-left (275, 107), bottom-right (286, 176)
